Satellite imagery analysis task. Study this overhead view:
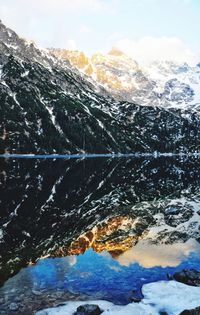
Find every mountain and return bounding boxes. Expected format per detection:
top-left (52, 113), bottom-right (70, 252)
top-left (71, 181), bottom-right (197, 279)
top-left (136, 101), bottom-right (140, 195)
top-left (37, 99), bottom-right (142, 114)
top-left (51, 47), bottom-right (200, 109)
top-left (1, 21), bottom-right (200, 154)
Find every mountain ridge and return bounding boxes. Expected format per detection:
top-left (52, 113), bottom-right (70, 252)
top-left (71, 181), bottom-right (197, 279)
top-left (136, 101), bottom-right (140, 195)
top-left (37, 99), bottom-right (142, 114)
top-left (1, 21), bottom-right (200, 154)
top-left (50, 47), bottom-right (200, 109)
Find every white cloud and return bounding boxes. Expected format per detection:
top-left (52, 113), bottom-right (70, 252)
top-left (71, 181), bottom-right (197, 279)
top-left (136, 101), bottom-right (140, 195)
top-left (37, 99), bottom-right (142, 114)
top-left (0, 0), bottom-right (105, 25)
top-left (66, 39), bottom-right (77, 50)
top-left (80, 24), bottom-right (92, 34)
top-left (0, 0), bottom-right (106, 48)
top-left (24, 0), bottom-right (105, 13)
top-left (115, 36), bottom-right (199, 65)
top-left (107, 32), bottom-right (123, 41)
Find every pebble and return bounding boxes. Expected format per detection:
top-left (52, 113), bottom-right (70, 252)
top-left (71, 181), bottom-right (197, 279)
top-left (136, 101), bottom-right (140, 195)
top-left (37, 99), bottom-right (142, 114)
top-left (75, 304), bottom-right (102, 315)
top-left (55, 292), bottom-right (63, 298)
top-left (9, 302), bottom-right (19, 311)
top-left (15, 296), bottom-right (22, 302)
top-left (32, 290), bottom-right (42, 296)
top-left (0, 298), bottom-right (4, 304)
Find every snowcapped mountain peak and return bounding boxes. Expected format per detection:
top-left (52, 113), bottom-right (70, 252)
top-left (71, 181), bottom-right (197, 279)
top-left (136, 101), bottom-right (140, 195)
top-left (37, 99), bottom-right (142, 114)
top-left (0, 20), bottom-right (36, 53)
top-left (50, 46), bottom-right (200, 109)
top-left (0, 20), bottom-right (50, 65)
top-left (1, 19), bottom-right (199, 110)
top-left (0, 20), bottom-right (20, 48)
top-left (92, 49), bottom-right (138, 69)
top-left (108, 47), bottom-right (125, 56)
top-left (48, 48), bottom-right (96, 79)
top-left (146, 60), bottom-right (190, 77)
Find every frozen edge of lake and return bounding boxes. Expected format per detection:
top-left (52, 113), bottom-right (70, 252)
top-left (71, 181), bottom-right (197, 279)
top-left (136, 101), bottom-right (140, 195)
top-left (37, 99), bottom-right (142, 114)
top-left (35, 280), bottom-right (200, 315)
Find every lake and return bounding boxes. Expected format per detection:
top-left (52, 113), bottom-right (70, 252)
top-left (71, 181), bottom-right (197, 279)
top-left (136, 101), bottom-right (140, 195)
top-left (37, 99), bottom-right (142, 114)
top-left (0, 156), bottom-right (200, 314)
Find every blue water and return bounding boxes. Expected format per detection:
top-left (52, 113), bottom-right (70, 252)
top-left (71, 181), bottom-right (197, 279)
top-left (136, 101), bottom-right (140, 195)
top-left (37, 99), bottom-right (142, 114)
top-left (16, 245), bottom-right (200, 304)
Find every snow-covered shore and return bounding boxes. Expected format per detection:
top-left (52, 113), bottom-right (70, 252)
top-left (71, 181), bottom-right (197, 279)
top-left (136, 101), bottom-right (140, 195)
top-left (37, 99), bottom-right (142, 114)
top-left (36, 280), bottom-right (200, 315)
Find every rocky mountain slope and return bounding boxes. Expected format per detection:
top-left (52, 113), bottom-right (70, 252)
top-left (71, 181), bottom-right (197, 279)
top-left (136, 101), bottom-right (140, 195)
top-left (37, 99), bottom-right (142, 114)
top-left (51, 47), bottom-right (200, 109)
top-left (1, 21), bottom-right (200, 154)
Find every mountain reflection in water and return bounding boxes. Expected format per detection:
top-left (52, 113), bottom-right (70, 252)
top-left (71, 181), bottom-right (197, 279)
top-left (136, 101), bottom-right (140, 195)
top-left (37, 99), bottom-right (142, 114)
top-left (1, 156), bottom-right (200, 308)
top-left (1, 240), bottom-right (200, 306)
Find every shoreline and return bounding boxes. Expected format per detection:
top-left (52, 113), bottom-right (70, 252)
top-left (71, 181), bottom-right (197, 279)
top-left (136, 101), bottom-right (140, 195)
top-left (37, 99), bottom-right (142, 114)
top-left (2, 268), bottom-right (200, 315)
top-left (35, 278), bottom-right (200, 315)
top-left (0, 152), bottom-right (200, 159)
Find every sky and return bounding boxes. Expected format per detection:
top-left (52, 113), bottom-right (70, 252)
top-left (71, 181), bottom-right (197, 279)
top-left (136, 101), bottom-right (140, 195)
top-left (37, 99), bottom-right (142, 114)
top-left (0, 0), bottom-right (200, 64)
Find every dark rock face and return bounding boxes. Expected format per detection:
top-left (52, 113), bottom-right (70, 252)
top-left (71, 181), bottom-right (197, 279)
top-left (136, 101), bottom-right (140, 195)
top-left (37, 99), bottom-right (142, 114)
top-left (173, 269), bottom-right (200, 286)
top-left (179, 306), bottom-right (200, 314)
top-left (164, 79), bottom-right (194, 103)
top-left (74, 304), bottom-right (102, 315)
top-left (164, 203), bottom-right (194, 227)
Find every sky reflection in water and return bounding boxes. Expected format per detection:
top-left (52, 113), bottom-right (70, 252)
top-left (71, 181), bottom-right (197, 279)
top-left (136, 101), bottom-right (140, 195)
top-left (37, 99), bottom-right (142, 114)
top-left (20, 239), bottom-right (200, 303)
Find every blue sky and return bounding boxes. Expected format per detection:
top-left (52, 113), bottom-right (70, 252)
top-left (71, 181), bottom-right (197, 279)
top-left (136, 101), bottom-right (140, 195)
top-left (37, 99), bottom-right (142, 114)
top-left (0, 0), bottom-right (200, 64)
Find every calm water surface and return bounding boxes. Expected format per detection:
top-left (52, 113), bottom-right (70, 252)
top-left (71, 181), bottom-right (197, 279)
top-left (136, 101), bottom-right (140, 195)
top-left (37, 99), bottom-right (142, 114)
top-left (0, 156), bottom-right (200, 313)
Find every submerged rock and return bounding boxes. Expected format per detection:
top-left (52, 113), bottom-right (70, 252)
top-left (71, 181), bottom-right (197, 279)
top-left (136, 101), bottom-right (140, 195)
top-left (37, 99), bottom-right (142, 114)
top-left (9, 302), bottom-right (19, 311)
top-left (179, 306), bottom-right (200, 314)
top-left (173, 269), bottom-right (200, 286)
top-left (32, 289), bottom-right (42, 296)
top-left (74, 304), bottom-right (102, 315)
top-left (128, 288), bottom-right (143, 303)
